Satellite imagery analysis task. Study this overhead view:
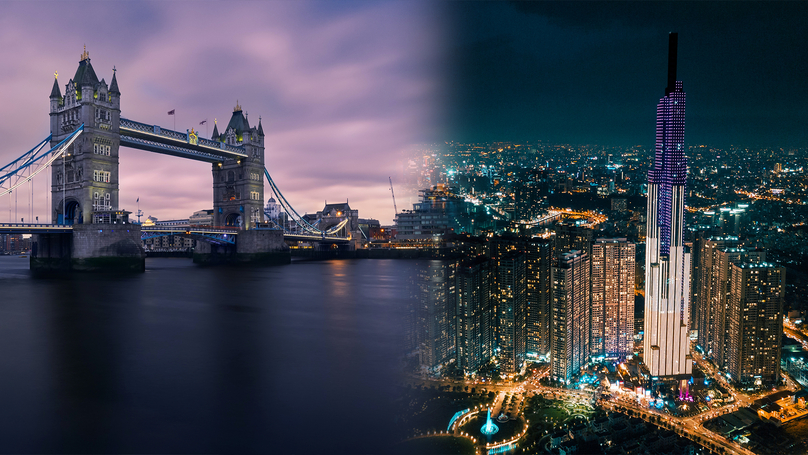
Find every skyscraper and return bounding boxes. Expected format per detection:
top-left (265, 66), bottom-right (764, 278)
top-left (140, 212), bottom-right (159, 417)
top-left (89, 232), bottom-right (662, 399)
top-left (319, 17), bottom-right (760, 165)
top-left (496, 251), bottom-right (527, 373)
top-left (695, 236), bottom-right (740, 358)
top-left (725, 262), bottom-right (785, 387)
top-left (696, 240), bottom-right (766, 367)
top-left (551, 250), bottom-right (590, 383)
top-left (416, 260), bottom-right (457, 371)
top-left (455, 257), bottom-right (495, 373)
top-left (644, 33), bottom-right (692, 378)
top-left (591, 239), bottom-right (636, 360)
top-left (526, 238), bottom-right (553, 357)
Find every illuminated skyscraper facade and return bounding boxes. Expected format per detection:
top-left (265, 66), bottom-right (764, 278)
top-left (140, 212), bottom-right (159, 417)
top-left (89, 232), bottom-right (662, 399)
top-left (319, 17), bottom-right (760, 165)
top-left (644, 33), bottom-right (692, 378)
top-left (591, 239), bottom-right (635, 360)
top-left (725, 262), bottom-right (785, 387)
top-left (551, 250), bottom-right (590, 383)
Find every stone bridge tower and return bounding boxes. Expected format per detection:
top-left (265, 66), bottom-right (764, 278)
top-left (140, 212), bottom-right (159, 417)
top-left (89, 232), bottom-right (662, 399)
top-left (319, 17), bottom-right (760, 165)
top-left (210, 103), bottom-right (265, 229)
top-left (49, 47), bottom-right (122, 225)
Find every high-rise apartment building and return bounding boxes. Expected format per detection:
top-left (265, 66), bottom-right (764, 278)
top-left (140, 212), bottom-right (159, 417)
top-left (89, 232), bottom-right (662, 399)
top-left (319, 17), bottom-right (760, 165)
top-left (455, 257), bottom-right (495, 373)
top-left (694, 236), bottom-right (740, 358)
top-left (725, 262), bottom-right (785, 387)
top-left (416, 260), bottom-right (457, 371)
top-left (551, 250), bottom-right (590, 383)
top-left (644, 33), bottom-right (692, 378)
top-left (698, 242), bottom-right (766, 367)
top-left (554, 223), bottom-right (594, 258)
top-left (496, 252), bottom-right (527, 373)
top-left (591, 239), bottom-right (635, 360)
top-left (526, 238), bottom-right (554, 357)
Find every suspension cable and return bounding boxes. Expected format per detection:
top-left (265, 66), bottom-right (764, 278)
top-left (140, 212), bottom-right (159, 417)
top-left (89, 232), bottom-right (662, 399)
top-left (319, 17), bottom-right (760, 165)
top-left (0, 125), bottom-right (83, 198)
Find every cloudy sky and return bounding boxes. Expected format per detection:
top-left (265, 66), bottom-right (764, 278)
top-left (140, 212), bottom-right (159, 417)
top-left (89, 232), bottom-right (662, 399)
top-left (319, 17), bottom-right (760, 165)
top-left (0, 1), bottom-right (443, 225)
top-left (1, 2), bottom-right (806, 225)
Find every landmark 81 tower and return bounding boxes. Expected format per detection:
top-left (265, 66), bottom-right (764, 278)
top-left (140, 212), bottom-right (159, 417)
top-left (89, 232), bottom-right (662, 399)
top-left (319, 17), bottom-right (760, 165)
top-left (644, 33), bottom-right (692, 378)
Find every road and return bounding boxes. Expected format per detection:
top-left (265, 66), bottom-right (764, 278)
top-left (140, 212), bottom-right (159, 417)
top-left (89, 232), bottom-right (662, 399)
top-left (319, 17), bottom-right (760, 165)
top-left (408, 352), bottom-right (797, 455)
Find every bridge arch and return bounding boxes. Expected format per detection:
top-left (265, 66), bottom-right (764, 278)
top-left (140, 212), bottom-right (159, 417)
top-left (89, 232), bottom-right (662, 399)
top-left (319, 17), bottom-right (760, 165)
top-left (224, 212), bottom-right (242, 228)
top-left (55, 198), bottom-right (82, 225)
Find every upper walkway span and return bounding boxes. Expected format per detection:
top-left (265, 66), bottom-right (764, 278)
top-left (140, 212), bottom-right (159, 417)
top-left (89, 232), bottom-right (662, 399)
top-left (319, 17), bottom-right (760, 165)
top-left (119, 118), bottom-right (248, 163)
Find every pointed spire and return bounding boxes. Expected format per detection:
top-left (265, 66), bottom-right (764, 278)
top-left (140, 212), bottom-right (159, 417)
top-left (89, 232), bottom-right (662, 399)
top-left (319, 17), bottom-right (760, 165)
top-left (257, 116), bottom-right (264, 136)
top-left (211, 118), bottom-right (220, 140)
top-left (244, 111), bottom-right (250, 130)
top-left (109, 66), bottom-right (120, 94)
top-left (50, 71), bottom-right (62, 99)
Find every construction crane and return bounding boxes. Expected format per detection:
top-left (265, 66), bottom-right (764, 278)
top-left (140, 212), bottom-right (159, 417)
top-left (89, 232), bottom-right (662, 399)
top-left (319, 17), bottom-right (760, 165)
top-left (389, 176), bottom-right (398, 216)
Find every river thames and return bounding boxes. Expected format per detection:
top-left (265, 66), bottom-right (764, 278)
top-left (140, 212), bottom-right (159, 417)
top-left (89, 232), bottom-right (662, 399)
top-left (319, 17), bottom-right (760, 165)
top-left (0, 256), bottom-right (417, 453)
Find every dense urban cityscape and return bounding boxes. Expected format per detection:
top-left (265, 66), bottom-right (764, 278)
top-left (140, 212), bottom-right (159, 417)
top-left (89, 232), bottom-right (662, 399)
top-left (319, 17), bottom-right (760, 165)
top-left (385, 34), bottom-right (807, 455)
top-left (3, 32), bottom-right (806, 455)
top-left (1, 2), bottom-right (807, 455)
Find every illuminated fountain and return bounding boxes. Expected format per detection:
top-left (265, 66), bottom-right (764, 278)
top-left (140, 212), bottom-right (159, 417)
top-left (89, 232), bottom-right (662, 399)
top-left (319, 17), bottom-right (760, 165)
top-left (480, 408), bottom-right (499, 436)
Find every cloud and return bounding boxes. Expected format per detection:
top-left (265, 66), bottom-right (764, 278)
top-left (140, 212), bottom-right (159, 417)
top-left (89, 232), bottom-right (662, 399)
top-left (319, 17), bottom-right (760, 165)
top-left (0, 1), bottom-right (441, 225)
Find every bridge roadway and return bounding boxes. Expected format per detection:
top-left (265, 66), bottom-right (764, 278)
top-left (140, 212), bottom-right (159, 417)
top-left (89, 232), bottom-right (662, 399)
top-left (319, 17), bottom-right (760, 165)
top-left (1, 223), bottom-right (350, 244)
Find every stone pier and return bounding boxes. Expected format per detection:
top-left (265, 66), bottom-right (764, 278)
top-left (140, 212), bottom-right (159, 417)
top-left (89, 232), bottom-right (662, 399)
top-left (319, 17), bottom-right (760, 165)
top-left (192, 228), bottom-right (290, 265)
top-left (31, 224), bottom-right (145, 272)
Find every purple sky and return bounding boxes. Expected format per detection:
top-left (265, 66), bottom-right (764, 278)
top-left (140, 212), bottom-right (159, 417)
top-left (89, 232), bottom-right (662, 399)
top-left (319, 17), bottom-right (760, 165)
top-left (0, 1), bottom-right (442, 225)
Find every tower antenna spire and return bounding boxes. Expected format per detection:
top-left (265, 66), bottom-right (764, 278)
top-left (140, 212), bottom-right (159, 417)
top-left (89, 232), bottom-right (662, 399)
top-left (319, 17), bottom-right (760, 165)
top-left (666, 32), bottom-right (678, 95)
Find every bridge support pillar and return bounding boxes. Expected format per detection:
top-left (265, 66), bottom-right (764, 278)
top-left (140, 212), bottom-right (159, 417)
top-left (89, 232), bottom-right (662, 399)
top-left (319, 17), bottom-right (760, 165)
top-left (31, 224), bottom-right (145, 273)
top-left (193, 229), bottom-right (290, 266)
top-left (30, 232), bottom-right (72, 272)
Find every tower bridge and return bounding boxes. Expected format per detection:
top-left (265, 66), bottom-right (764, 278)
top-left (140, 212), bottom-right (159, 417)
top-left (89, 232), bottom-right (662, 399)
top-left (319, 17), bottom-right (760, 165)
top-left (0, 48), bottom-right (353, 271)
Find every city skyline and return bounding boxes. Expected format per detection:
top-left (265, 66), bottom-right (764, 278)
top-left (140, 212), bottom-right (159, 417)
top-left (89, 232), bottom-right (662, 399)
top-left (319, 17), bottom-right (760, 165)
top-left (1, 1), bottom-right (806, 226)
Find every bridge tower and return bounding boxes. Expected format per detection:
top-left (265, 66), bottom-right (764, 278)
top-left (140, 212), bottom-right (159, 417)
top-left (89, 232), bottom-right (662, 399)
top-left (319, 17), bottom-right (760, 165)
top-left (49, 47), bottom-right (123, 225)
top-left (210, 103), bottom-right (264, 229)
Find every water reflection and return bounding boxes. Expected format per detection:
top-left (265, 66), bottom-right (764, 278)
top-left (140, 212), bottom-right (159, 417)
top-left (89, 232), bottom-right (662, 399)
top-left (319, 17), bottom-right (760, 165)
top-left (0, 257), bottom-right (418, 453)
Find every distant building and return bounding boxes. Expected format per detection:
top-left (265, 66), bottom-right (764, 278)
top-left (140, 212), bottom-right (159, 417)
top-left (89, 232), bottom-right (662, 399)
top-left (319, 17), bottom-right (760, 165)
top-left (553, 222), bottom-right (594, 258)
top-left (358, 218), bottom-right (382, 241)
top-left (725, 262), bottom-right (785, 387)
top-left (189, 209), bottom-right (214, 226)
top-left (263, 197), bottom-right (282, 224)
top-left (142, 218), bottom-right (194, 250)
top-left (316, 201), bottom-right (360, 240)
top-left (394, 184), bottom-right (472, 240)
top-left (0, 234), bottom-right (30, 254)
top-left (591, 238), bottom-right (635, 360)
top-left (611, 198), bottom-right (628, 212)
top-left (552, 250), bottom-right (590, 383)
top-left (455, 257), bottom-right (495, 373)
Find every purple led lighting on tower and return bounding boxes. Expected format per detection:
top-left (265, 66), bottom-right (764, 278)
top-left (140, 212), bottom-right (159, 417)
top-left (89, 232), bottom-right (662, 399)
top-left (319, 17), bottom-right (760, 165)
top-left (649, 32), bottom-right (687, 255)
top-left (644, 33), bottom-right (692, 379)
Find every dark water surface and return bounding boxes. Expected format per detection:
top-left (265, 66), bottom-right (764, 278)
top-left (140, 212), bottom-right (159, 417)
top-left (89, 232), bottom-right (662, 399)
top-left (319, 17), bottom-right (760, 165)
top-left (0, 256), bottom-right (416, 454)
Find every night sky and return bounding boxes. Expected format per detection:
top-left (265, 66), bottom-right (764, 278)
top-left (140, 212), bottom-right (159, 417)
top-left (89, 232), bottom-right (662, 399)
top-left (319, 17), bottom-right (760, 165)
top-left (0, 2), bottom-right (806, 225)
top-left (441, 1), bottom-right (808, 148)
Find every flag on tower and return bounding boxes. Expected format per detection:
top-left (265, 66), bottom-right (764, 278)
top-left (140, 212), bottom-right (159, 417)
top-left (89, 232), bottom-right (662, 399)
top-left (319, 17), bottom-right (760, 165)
top-left (136, 197), bottom-right (139, 203)
top-left (167, 109), bottom-right (175, 115)
top-left (199, 119), bottom-right (207, 125)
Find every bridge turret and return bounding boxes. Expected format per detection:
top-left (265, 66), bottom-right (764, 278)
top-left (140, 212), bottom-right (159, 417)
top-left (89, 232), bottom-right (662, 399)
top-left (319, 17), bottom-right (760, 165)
top-left (211, 118), bottom-right (220, 140)
top-left (50, 47), bottom-right (123, 226)
top-left (211, 103), bottom-right (265, 229)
